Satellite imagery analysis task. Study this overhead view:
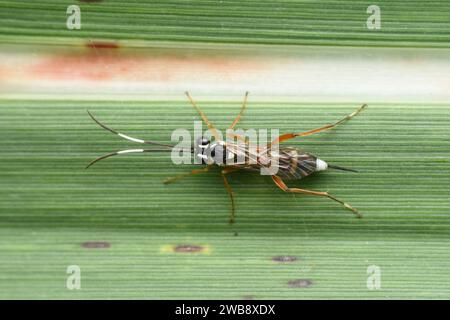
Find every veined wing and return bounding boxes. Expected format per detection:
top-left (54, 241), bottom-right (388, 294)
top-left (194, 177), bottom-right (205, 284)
top-left (222, 140), bottom-right (259, 165)
top-left (225, 143), bottom-right (317, 180)
top-left (273, 147), bottom-right (317, 180)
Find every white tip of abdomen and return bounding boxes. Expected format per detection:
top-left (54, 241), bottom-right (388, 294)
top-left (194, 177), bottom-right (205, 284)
top-left (316, 158), bottom-right (328, 171)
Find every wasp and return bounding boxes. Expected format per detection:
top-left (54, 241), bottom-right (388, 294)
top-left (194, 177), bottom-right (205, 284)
top-left (87, 92), bottom-right (366, 223)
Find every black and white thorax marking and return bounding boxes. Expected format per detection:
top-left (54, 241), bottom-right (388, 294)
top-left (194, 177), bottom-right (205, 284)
top-left (195, 137), bottom-right (241, 166)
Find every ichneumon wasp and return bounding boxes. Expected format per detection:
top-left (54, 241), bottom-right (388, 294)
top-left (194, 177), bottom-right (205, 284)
top-left (87, 92), bottom-right (366, 223)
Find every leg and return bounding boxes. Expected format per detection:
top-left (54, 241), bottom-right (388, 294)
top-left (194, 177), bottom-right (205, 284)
top-left (185, 92), bottom-right (221, 141)
top-left (221, 167), bottom-right (238, 223)
top-left (226, 91), bottom-right (250, 144)
top-left (229, 91), bottom-right (249, 129)
top-left (272, 104), bottom-right (367, 144)
top-left (164, 165), bottom-right (213, 184)
top-left (271, 175), bottom-right (361, 217)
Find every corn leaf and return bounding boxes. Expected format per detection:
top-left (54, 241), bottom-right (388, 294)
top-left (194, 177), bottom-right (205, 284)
top-left (1, 100), bottom-right (450, 298)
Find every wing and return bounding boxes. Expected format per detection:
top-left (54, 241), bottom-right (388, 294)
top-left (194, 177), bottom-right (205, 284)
top-left (274, 147), bottom-right (317, 180)
top-left (224, 142), bottom-right (317, 180)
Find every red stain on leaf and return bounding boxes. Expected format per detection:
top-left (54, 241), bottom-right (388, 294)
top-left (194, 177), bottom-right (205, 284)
top-left (29, 50), bottom-right (140, 81)
top-left (28, 50), bottom-right (266, 82)
top-left (0, 66), bottom-right (9, 81)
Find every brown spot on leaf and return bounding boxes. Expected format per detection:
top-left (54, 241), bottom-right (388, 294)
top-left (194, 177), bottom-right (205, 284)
top-left (174, 244), bottom-right (203, 253)
top-left (272, 255), bottom-right (298, 263)
top-left (82, 241), bottom-right (110, 249)
top-left (242, 295), bottom-right (255, 300)
top-left (287, 279), bottom-right (313, 288)
top-left (86, 41), bottom-right (119, 50)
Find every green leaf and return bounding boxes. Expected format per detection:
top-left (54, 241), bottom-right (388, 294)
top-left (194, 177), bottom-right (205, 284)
top-left (1, 0), bottom-right (450, 300)
top-left (0, 0), bottom-right (449, 47)
top-left (1, 100), bottom-right (450, 298)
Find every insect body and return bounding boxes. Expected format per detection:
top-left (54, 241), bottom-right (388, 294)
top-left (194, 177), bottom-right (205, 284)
top-left (87, 92), bottom-right (366, 223)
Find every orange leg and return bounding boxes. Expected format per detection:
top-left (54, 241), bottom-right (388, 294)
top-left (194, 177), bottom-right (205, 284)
top-left (229, 91), bottom-right (249, 129)
top-left (163, 165), bottom-right (213, 184)
top-left (272, 104), bottom-right (367, 144)
top-left (271, 175), bottom-right (361, 217)
top-left (226, 92), bottom-right (250, 144)
top-left (185, 92), bottom-right (221, 141)
top-left (221, 167), bottom-right (239, 223)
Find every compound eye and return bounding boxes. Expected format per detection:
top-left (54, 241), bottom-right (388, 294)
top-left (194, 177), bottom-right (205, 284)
top-left (197, 136), bottom-right (210, 147)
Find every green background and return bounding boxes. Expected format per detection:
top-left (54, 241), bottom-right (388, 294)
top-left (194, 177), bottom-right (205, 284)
top-left (1, 0), bottom-right (449, 47)
top-left (0, 0), bottom-right (449, 299)
top-left (1, 101), bottom-right (449, 298)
